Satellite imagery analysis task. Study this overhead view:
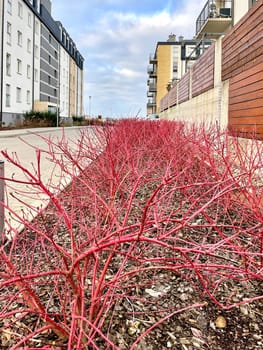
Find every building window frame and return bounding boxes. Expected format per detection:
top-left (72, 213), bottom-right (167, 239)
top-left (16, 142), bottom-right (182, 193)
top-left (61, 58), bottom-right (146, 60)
top-left (18, 2), bottom-right (23, 18)
top-left (249, 0), bottom-right (258, 7)
top-left (17, 30), bottom-right (22, 46)
top-left (7, 0), bottom-right (12, 14)
top-left (27, 38), bottom-right (31, 53)
top-left (35, 44), bottom-right (39, 58)
top-left (28, 12), bottom-right (32, 27)
top-left (27, 64), bottom-right (31, 79)
top-left (26, 90), bottom-right (31, 104)
top-left (6, 22), bottom-right (12, 45)
top-left (16, 87), bottom-right (22, 103)
top-left (35, 20), bottom-right (39, 35)
top-left (6, 53), bottom-right (11, 76)
top-left (34, 68), bottom-right (38, 82)
top-left (17, 59), bottom-right (22, 74)
top-left (6, 84), bottom-right (11, 107)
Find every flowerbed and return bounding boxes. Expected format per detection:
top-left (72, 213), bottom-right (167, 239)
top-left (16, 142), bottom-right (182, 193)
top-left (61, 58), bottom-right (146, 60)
top-left (0, 119), bottom-right (262, 349)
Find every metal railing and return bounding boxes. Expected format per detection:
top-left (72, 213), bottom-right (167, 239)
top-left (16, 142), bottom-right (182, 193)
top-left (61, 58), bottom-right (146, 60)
top-left (149, 54), bottom-right (157, 63)
top-left (148, 83), bottom-right (157, 92)
top-left (147, 66), bottom-right (157, 75)
top-left (196, 0), bottom-right (232, 35)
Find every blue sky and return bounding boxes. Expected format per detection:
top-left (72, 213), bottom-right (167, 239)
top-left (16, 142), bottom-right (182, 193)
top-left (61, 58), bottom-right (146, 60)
top-left (51, 0), bottom-right (203, 118)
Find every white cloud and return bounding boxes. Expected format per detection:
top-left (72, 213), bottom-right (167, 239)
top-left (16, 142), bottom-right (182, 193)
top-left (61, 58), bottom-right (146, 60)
top-left (52, 0), bottom-right (203, 117)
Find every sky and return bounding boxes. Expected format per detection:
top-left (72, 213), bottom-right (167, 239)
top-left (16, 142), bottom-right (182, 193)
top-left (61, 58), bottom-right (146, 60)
top-left (51, 0), bottom-right (204, 118)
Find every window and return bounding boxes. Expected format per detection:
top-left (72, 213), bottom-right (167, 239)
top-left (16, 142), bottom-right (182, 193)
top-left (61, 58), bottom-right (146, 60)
top-left (173, 63), bottom-right (178, 73)
top-left (48, 76), bottom-right (51, 84)
top-left (17, 59), bottom-right (22, 74)
top-left (27, 65), bottom-right (31, 78)
top-left (34, 68), bottom-right (38, 82)
top-left (35, 45), bottom-right (39, 58)
top-left (6, 84), bottom-right (11, 107)
top-left (17, 30), bottom-right (22, 46)
top-left (54, 70), bottom-right (57, 78)
top-left (28, 12), bottom-right (32, 27)
top-left (6, 53), bottom-right (11, 76)
top-left (250, 0), bottom-right (258, 6)
top-left (49, 34), bottom-right (52, 43)
top-left (18, 2), bottom-right (23, 18)
top-left (7, 0), bottom-right (12, 14)
top-left (26, 90), bottom-right (30, 104)
top-left (16, 87), bottom-right (21, 103)
top-left (35, 20), bottom-right (39, 35)
top-left (54, 50), bottom-right (58, 59)
top-left (48, 55), bottom-right (51, 64)
top-left (27, 38), bottom-right (31, 53)
top-left (6, 22), bottom-right (12, 45)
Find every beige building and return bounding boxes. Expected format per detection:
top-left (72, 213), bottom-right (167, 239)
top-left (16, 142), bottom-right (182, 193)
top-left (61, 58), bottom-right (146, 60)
top-left (147, 35), bottom-right (212, 115)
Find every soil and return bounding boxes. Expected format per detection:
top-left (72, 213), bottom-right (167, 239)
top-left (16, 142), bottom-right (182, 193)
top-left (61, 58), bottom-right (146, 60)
top-left (1, 186), bottom-right (262, 350)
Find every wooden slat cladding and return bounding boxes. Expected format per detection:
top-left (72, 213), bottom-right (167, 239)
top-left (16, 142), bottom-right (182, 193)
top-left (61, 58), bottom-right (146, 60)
top-left (168, 84), bottom-right (178, 107)
top-left (159, 83), bottom-right (178, 112)
top-left (192, 44), bottom-right (215, 97)
top-left (160, 94), bottom-right (168, 111)
top-left (228, 61), bottom-right (263, 137)
top-left (222, 0), bottom-right (263, 81)
top-left (178, 71), bottom-right (190, 104)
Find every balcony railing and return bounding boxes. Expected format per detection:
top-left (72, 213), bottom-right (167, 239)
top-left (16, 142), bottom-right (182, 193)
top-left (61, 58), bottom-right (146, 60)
top-left (149, 54), bottom-right (157, 64)
top-left (147, 65), bottom-right (157, 76)
top-left (148, 83), bottom-right (157, 92)
top-left (196, 0), bottom-right (232, 38)
top-left (147, 99), bottom-right (156, 107)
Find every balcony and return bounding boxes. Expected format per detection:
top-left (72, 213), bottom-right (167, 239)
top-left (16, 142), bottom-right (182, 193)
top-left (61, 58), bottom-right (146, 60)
top-left (196, 0), bottom-right (232, 39)
top-left (147, 65), bottom-right (157, 76)
top-left (148, 83), bottom-right (157, 92)
top-left (147, 91), bottom-right (155, 98)
top-left (149, 54), bottom-right (157, 64)
top-left (147, 99), bottom-right (156, 108)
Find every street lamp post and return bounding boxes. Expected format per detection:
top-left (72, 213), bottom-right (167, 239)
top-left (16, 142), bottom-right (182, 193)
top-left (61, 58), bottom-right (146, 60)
top-left (89, 95), bottom-right (91, 118)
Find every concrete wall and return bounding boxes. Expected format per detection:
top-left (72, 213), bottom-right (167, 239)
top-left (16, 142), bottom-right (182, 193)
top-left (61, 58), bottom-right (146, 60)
top-left (162, 81), bottom-right (229, 129)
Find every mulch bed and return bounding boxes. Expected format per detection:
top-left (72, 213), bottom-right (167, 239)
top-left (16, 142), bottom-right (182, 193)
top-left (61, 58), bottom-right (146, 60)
top-left (1, 121), bottom-right (263, 349)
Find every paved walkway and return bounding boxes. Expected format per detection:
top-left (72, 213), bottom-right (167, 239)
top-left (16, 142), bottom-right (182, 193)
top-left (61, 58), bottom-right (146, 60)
top-left (0, 127), bottom-right (89, 238)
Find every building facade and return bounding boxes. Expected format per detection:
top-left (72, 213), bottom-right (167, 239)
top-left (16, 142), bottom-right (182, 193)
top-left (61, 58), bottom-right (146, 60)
top-left (147, 34), bottom-right (212, 115)
top-left (0, 0), bottom-right (84, 126)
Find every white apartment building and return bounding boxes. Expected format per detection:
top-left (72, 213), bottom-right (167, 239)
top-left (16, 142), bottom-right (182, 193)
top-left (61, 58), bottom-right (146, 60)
top-left (0, 0), bottom-right (84, 126)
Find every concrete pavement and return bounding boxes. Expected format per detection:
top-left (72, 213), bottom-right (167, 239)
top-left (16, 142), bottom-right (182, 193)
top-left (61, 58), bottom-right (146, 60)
top-left (0, 126), bottom-right (90, 238)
